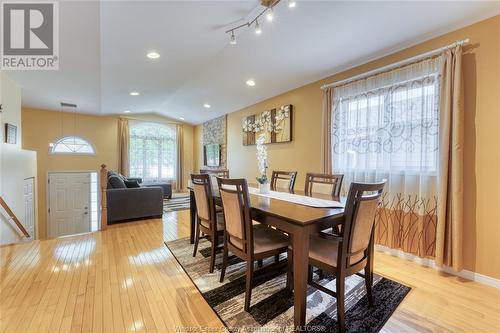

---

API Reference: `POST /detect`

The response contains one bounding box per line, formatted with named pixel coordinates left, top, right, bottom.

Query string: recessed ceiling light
left=203, top=104, right=211, bottom=109
left=124, top=110, right=131, bottom=113
left=246, top=79, right=256, bottom=87
left=129, top=91, right=140, bottom=96
left=288, top=0, right=296, bottom=8
left=147, top=51, right=160, bottom=59
left=179, top=117, right=185, bottom=121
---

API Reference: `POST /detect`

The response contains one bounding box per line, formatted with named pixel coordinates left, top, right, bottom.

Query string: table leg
left=293, top=227, right=309, bottom=331
left=189, top=189, right=196, bottom=244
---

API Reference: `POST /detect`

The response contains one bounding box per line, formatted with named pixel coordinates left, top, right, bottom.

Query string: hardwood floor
left=1, top=211, right=499, bottom=332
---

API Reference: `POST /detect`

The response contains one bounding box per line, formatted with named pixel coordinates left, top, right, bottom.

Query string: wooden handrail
left=0, top=196, right=30, bottom=238
left=100, top=164, right=108, bottom=230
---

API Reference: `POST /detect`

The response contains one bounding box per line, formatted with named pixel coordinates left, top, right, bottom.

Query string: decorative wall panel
left=202, top=115, right=227, bottom=169
left=242, top=104, right=292, bottom=145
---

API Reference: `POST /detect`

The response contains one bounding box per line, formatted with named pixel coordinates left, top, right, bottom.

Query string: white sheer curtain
left=332, top=57, right=442, bottom=257
left=129, top=121, right=177, bottom=183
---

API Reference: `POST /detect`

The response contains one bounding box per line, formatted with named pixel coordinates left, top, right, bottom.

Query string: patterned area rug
left=163, top=196, right=190, bottom=212
left=165, top=237, right=411, bottom=333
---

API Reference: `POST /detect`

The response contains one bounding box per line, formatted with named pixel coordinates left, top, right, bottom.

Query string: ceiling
left=7, top=1, right=500, bottom=124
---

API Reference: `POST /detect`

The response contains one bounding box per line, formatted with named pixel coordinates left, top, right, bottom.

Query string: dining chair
left=200, top=169, right=230, bottom=178
left=287, top=180, right=385, bottom=333
left=270, top=170, right=298, bottom=192
left=191, top=173, right=225, bottom=273
left=304, top=172, right=344, bottom=198
left=216, top=177, right=290, bottom=311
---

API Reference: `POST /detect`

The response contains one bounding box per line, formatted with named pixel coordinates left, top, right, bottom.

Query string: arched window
left=50, top=136, right=96, bottom=155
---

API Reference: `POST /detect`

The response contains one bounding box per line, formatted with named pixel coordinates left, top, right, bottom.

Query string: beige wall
left=195, top=15, right=500, bottom=279
left=22, top=108, right=195, bottom=239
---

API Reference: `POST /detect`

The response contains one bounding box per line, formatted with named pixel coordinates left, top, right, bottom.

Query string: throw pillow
left=109, top=175, right=126, bottom=189
left=124, top=180, right=140, bottom=188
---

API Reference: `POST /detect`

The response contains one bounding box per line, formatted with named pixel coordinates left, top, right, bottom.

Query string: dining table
left=188, top=185, right=345, bottom=331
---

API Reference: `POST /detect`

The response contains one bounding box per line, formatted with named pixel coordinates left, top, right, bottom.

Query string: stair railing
left=0, top=196, right=30, bottom=238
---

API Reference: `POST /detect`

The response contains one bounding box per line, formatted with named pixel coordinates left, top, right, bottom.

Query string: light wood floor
left=1, top=211, right=499, bottom=332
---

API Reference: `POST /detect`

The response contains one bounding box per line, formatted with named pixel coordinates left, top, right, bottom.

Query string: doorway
left=47, top=172, right=99, bottom=238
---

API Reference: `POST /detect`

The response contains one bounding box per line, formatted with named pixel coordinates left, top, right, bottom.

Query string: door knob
left=84, top=206, right=88, bottom=210
left=84, top=212, right=88, bottom=215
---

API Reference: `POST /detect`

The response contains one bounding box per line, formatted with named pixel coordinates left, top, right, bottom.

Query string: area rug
left=163, top=196, right=190, bottom=212
left=165, top=237, right=411, bottom=333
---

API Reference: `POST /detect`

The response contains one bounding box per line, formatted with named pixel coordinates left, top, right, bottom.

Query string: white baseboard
left=375, top=245, right=500, bottom=289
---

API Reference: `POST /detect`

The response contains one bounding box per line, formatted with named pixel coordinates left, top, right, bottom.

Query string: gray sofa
left=106, top=171, right=164, bottom=224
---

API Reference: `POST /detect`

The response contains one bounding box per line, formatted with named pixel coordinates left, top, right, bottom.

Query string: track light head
left=255, top=20, right=262, bottom=35
left=230, top=31, right=236, bottom=45
left=266, top=7, right=274, bottom=21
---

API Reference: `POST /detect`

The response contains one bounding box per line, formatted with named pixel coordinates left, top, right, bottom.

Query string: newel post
left=100, top=164, right=108, bottom=230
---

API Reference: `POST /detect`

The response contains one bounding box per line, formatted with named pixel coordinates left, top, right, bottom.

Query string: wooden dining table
left=188, top=185, right=345, bottom=330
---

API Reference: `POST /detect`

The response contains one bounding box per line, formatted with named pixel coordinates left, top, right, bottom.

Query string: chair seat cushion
left=253, top=224, right=289, bottom=254
left=309, top=234, right=339, bottom=267
left=308, top=234, right=364, bottom=268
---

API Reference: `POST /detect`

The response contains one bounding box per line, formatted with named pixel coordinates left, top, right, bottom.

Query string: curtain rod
left=321, top=38, right=469, bottom=90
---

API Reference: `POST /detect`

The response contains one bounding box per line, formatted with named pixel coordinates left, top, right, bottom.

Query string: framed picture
left=242, top=104, right=293, bottom=145
left=204, top=144, right=221, bottom=167
left=5, top=123, right=17, bottom=144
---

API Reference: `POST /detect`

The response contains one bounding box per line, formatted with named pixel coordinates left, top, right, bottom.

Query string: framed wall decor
left=5, top=123, right=17, bottom=144
left=242, top=104, right=293, bottom=145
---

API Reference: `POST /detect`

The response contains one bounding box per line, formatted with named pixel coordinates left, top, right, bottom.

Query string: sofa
left=106, top=171, right=168, bottom=223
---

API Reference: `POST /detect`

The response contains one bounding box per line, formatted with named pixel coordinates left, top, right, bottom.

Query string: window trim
left=49, top=136, right=97, bottom=156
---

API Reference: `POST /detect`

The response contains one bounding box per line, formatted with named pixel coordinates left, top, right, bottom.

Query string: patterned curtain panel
left=332, top=57, right=442, bottom=258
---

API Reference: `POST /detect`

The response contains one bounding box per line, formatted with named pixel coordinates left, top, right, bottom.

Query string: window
left=332, top=59, right=440, bottom=175
left=50, top=136, right=96, bottom=155
left=129, top=121, right=177, bottom=182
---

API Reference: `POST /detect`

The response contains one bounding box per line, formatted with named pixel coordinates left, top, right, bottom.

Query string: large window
left=332, top=60, right=440, bottom=175
left=129, top=121, right=177, bottom=182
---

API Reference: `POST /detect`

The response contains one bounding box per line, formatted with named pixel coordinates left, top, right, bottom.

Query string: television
left=204, top=144, right=221, bottom=167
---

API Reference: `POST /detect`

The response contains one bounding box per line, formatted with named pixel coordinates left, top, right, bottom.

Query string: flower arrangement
left=255, top=134, right=268, bottom=185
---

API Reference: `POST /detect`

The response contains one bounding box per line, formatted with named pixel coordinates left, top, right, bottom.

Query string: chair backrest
left=216, top=177, right=253, bottom=255
left=200, top=169, right=230, bottom=178
left=340, top=181, right=385, bottom=268
left=304, top=173, right=344, bottom=198
left=270, top=170, right=298, bottom=192
left=191, top=174, right=216, bottom=228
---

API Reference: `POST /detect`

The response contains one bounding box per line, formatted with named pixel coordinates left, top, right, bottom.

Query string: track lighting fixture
left=230, top=31, right=237, bottom=45
left=266, top=7, right=274, bottom=21
left=255, top=19, right=262, bottom=35
left=225, top=0, right=296, bottom=44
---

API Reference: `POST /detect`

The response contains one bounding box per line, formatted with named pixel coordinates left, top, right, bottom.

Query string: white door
left=23, top=177, right=35, bottom=239
left=48, top=172, right=91, bottom=238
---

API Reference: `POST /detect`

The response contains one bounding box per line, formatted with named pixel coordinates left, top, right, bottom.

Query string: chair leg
left=209, top=234, right=217, bottom=273
left=220, top=238, right=228, bottom=283
left=364, top=265, right=374, bottom=307
left=286, top=248, right=293, bottom=291
left=274, top=254, right=280, bottom=263
left=244, top=259, right=254, bottom=311
left=336, top=275, right=346, bottom=333
left=192, top=220, right=200, bottom=257
left=257, top=259, right=263, bottom=268
left=308, top=265, right=313, bottom=283
left=318, top=269, right=324, bottom=280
